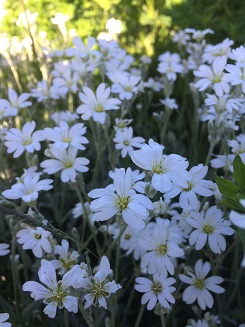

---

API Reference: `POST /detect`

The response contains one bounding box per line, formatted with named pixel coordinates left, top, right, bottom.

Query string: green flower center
left=46, top=282, right=69, bottom=307
left=194, top=279, right=205, bottom=289
left=158, top=244, right=168, bottom=255
left=203, top=225, right=214, bottom=234
left=95, top=104, right=104, bottom=112
left=35, top=234, right=42, bottom=239
left=123, top=140, right=130, bottom=146
left=63, top=137, right=71, bottom=143
left=23, top=138, right=32, bottom=146
left=86, top=278, right=109, bottom=303
left=64, top=160, right=73, bottom=168
left=124, top=86, right=132, bottom=92
left=124, top=233, right=131, bottom=240
left=212, top=75, right=222, bottom=83
left=60, top=257, right=77, bottom=271
left=183, top=182, right=192, bottom=191
left=152, top=163, right=164, bottom=174
left=117, top=197, right=129, bottom=211
left=151, top=282, right=162, bottom=294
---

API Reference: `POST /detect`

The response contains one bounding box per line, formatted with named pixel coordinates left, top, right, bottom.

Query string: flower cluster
left=1, top=25, right=244, bottom=327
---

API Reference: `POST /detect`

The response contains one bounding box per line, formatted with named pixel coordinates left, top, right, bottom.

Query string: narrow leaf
left=238, top=228, right=245, bottom=251
left=233, top=155, right=245, bottom=189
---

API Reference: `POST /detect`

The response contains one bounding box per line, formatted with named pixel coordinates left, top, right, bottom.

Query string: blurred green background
left=1, top=0, right=245, bottom=58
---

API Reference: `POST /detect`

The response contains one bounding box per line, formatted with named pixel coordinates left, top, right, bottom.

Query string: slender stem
left=160, top=310, right=166, bottom=327
left=204, top=142, right=215, bottom=166
left=11, top=233, right=24, bottom=326
left=64, top=310, right=69, bottom=327
left=75, top=185, right=101, bottom=256
left=78, top=304, right=94, bottom=327
left=160, top=108, right=172, bottom=145
left=104, top=224, right=127, bottom=257
left=103, top=125, right=116, bottom=169
left=134, top=304, right=145, bottom=327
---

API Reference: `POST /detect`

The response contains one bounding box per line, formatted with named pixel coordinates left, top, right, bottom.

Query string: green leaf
left=238, top=228, right=245, bottom=251
left=221, top=198, right=243, bottom=211
left=233, top=155, right=245, bottom=190
left=215, top=174, right=239, bottom=197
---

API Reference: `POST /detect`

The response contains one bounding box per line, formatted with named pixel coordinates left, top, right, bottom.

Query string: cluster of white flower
left=1, top=27, right=245, bottom=326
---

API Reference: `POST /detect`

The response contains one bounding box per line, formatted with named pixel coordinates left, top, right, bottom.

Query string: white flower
left=157, top=52, right=184, bottom=81
left=51, top=110, right=79, bottom=125
left=89, top=168, right=153, bottom=230
left=210, top=154, right=234, bottom=172
left=44, top=121, right=88, bottom=151
left=2, top=173, right=53, bottom=203
left=17, top=226, right=52, bottom=258
left=41, top=146, right=89, bottom=183
left=109, top=71, right=141, bottom=100
left=52, top=240, right=79, bottom=274
left=113, top=126, right=145, bottom=158
left=66, top=36, right=100, bottom=59
left=225, top=64, right=245, bottom=93
left=139, top=223, right=184, bottom=275
left=164, top=164, right=214, bottom=210
left=109, top=168, right=146, bottom=193
left=23, top=259, right=78, bottom=318
left=76, top=256, right=121, bottom=309
left=4, top=121, right=44, bottom=158
left=229, top=199, right=245, bottom=229
left=179, top=259, right=225, bottom=310
left=106, top=18, right=123, bottom=35
left=0, top=313, right=11, bottom=327
left=120, top=226, right=146, bottom=260
left=4, top=88, right=31, bottom=112
left=187, top=205, right=234, bottom=254
left=0, top=243, right=10, bottom=256
left=202, top=38, right=234, bottom=63
left=77, top=83, right=121, bottom=124
left=160, top=97, right=178, bottom=110
left=194, top=56, right=230, bottom=96
left=135, top=273, right=176, bottom=310
left=31, top=80, right=62, bottom=102
left=72, top=201, right=93, bottom=221
left=52, top=67, right=79, bottom=94
left=131, top=139, right=191, bottom=193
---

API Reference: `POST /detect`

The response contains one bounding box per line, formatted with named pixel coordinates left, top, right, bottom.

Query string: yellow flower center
left=46, top=282, right=69, bottom=307
left=63, top=137, right=71, bottom=143
left=124, top=233, right=131, bottom=240
left=117, top=197, right=129, bottom=211
left=23, top=139, right=32, bottom=146
left=152, top=163, right=164, bottom=174
left=158, top=244, right=168, bottom=255
left=151, top=282, right=162, bottom=294
left=194, top=279, right=205, bottom=289
left=203, top=225, right=214, bottom=234
left=35, top=234, right=42, bottom=239
left=64, top=161, right=73, bottom=168
left=123, top=140, right=130, bottom=146
left=183, top=182, right=192, bottom=191
left=95, top=104, right=104, bottom=112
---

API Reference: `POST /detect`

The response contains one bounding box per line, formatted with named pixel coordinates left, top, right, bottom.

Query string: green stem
left=78, top=304, right=94, bottom=327
left=104, top=224, right=127, bottom=257
left=204, top=142, right=215, bottom=166
left=160, top=108, right=172, bottom=145
left=64, top=310, right=69, bottom=327
left=11, top=233, right=24, bottom=326
left=75, top=185, right=101, bottom=256
left=134, top=304, right=145, bottom=327
left=160, top=310, right=166, bottom=327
